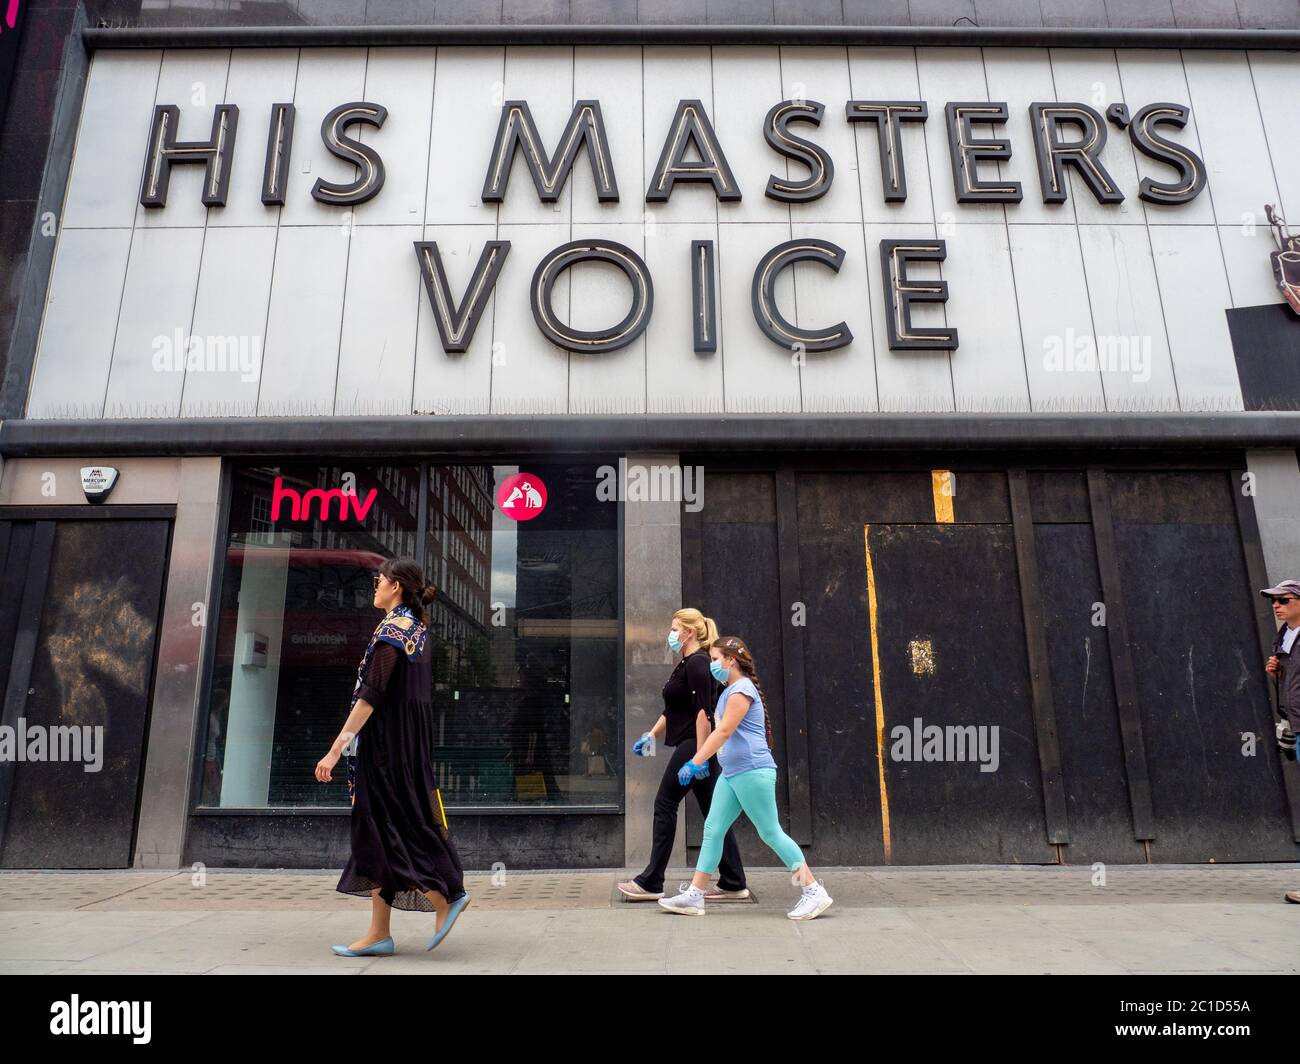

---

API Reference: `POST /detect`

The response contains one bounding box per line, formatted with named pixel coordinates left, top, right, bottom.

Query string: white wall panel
left=1246, top=51, right=1300, bottom=224
left=63, top=50, right=163, bottom=230
left=1114, top=49, right=1215, bottom=226
left=777, top=48, right=861, bottom=225
left=412, top=223, right=499, bottom=416
left=1182, top=51, right=1281, bottom=229
left=335, top=224, right=422, bottom=415
left=279, top=48, right=368, bottom=226
left=1149, top=225, right=1243, bottom=411
left=255, top=225, right=350, bottom=415
left=792, top=222, right=877, bottom=412
left=864, top=222, right=954, bottom=412
left=351, top=48, right=435, bottom=226
left=103, top=226, right=205, bottom=417
left=27, top=228, right=134, bottom=418
left=1007, top=223, right=1106, bottom=411
left=846, top=48, right=933, bottom=227
left=1048, top=50, right=1146, bottom=227
left=644, top=222, right=726, bottom=413
left=718, top=222, right=801, bottom=411
left=425, top=47, right=504, bottom=226
left=180, top=225, right=277, bottom=417
left=568, top=223, right=648, bottom=414
left=944, top=222, right=1031, bottom=411
left=1078, top=223, right=1179, bottom=410
left=137, top=49, right=232, bottom=230
left=642, top=46, right=718, bottom=226
left=209, top=49, right=298, bottom=229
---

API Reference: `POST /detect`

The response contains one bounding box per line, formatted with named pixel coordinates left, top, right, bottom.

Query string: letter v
left=413, top=239, right=511, bottom=353
left=350, top=487, right=378, bottom=520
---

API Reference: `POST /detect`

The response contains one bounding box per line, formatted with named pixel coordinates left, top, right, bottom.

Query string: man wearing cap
left=1261, top=580, right=1300, bottom=903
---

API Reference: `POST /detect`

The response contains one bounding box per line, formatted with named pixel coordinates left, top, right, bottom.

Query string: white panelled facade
left=26, top=44, right=1299, bottom=420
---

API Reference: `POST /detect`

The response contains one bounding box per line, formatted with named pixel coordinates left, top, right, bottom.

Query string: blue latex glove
left=632, top=732, right=654, bottom=757
left=677, top=759, right=709, bottom=786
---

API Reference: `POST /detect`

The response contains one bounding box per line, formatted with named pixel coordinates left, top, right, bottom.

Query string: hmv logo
left=270, top=476, right=377, bottom=521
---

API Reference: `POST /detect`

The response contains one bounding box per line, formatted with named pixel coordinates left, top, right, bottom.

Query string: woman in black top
left=315, top=557, right=470, bottom=956
left=618, top=608, right=749, bottom=901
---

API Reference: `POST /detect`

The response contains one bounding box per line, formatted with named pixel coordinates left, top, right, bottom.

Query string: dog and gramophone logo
left=1268, top=204, right=1300, bottom=317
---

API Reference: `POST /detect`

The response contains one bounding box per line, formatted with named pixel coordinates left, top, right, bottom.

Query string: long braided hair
left=710, top=635, right=773, bottom=750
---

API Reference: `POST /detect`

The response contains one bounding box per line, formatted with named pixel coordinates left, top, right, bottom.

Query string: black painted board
left=1035, top=523, right=1146, bottom=864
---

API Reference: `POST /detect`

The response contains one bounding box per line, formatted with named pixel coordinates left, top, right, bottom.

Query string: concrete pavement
left=1, top=864, right=1297, bottom=975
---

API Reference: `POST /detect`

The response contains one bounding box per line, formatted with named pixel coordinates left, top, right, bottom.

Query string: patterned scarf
left=344, top=603, right=430, bottom=797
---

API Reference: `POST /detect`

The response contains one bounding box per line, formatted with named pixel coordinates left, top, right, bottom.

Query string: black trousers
left=634, top=739, right=747, bottom=893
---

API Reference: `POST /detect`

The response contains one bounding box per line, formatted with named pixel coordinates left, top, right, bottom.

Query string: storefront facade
left=2, top=18, right=1299, bottom=871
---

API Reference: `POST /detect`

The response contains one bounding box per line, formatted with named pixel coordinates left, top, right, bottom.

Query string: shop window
left=200, top=460, right=620, bottom=810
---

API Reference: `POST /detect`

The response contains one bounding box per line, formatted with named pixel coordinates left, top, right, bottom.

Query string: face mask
left=667, top=630, right=681, bottom=652
left=710, top=659, right=730, bottom=684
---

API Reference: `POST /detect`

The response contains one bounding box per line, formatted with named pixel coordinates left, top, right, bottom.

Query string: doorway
left=0, top=512, right=172, bottom=867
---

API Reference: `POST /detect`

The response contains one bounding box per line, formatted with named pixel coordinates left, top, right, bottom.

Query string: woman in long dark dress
left=314, top=557, right=470, bottom=956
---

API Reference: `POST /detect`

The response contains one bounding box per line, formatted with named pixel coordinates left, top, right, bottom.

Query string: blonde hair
left=672, top=608, right=718, bottom=650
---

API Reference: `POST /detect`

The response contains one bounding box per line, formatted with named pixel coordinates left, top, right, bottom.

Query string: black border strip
left=3, top=413, right=1300, bottom=457
left=1008, top=467, right=1070, bottom=848
left=1087, top=466, right=1156, bottom=844
left=80, top=25, right=1300, bottom=51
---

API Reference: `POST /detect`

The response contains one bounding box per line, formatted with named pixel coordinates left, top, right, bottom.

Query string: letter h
left=140, top=104, right=240, bottom=208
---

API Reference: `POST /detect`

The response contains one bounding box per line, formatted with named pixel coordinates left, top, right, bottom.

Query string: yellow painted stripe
left=435, top=788, right=448, bottom=830
left=931, top=469, right=954, bottom=523
left=864, top=524, right=893, bottom=864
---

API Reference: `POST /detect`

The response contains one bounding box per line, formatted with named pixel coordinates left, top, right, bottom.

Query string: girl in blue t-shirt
left=659, top=635, right=833, bottom=921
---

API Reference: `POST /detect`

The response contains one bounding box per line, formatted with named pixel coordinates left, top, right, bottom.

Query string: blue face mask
left=710, top=659, right=730, bottom=684
left=667, top=630, right=681, bottom=652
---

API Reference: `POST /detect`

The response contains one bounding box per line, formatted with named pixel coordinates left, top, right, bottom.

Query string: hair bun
left=420, top=583, right=438, bottom=606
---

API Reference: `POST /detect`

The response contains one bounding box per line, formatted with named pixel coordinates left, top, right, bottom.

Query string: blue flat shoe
left=331, top=936, right=395, bottom=957
left=426, top=894, right=471, bottom=951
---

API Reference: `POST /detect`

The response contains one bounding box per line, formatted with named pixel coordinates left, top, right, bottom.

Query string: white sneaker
left=787, top=880, right=833, bottom=920
left=658, top=886, right=706, bottom=916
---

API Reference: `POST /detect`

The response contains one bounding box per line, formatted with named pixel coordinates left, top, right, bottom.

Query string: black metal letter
left=414, top=240, right=511, bottom=354
left=261, top=102, right=295, bottom=206
left=530, top=240, right=654, bottom=354
left=764, top=100, right=834, bottom=203
left=139, top=104, right=239, bottom=208
left=751, top=239, right=853, bottom=352
left=312, top=101, right=387, bottom=207
left=1029, top=102, right=1124, bottom=205
left=481, top=100, right=619, bottom=203
left=646, top=99, right=741, bottom=202
left=943, top=102, right=1022, bottom=203
left=879, top=239, right=957, bottom=351
left=846, top=100, right=928, bottom=203
left=1128, top=102, right=1206, bottom=206
left=691, top=239, right=717, bottom=354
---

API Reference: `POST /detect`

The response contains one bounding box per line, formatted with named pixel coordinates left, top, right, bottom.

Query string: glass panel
left=202, top=464, right=420, bottom=808
left=427, top=463, right=620, bottom=807
left=201, top=460, right=621, bottom=809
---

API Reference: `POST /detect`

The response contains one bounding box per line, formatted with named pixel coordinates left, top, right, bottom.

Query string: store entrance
left=0, top=515, right=172, bottom=868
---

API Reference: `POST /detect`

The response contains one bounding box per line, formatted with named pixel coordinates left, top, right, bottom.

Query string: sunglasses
left=1273, top=596, right=1294, bottom=605
left=372, top=572, right=386, bottom=588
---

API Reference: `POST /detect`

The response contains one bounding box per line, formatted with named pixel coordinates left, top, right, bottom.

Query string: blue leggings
left=697, top=767, right=806, bottom=874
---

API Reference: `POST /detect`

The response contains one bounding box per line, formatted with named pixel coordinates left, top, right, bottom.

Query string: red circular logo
left=497, top=472, right=547, bottom=521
